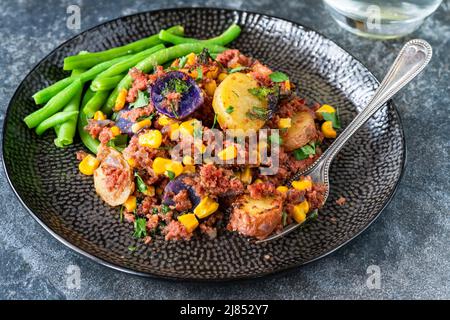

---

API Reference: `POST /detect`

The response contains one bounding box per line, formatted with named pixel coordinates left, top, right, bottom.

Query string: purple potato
left=114, top=104, right=134, bottom=136
left=150, top=71, right=204, bottom=119
left=162, top=174, right=201, bottom=208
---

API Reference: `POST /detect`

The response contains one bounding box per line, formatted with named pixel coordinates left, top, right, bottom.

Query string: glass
left=323, top=0, right=443, bottom=39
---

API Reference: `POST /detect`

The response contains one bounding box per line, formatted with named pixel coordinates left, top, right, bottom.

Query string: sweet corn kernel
left=165, top=161, right=184, bottom=178
left=186, top=53, right=196, bottom=66
left=183, top=165, right=196, bottom=174
left=124, top=196, right=137, bottom=212
left=240, top=167, right=252, bottom=184
left=110, top=126, right=121, bottom=136
left=138, top=130, right=162, bottom=149
left=278, top=118, right=292, bottom=129
left=292, top=179, right=313, bottom=191
left=169, top=123, right=180, bottom=140
left=182, top=155, right=194, bottom=165
left=177, top=213, right=198, bottom=233
left=131, top=118, right=152, bottom=133
left=206, top=66, right=220, bottom=79
left=276, top=186, right=289, bottom=194
left=179, top=119, right=199, bottom=137
left=321, top=121, right=337, bottom=138
left=127, top=158, right=136, bottom=167
left=292, top=201, right=309, bottom=223
left=93, top=111, right=106, bottom=121
left=144, top=185, right=155, bottom=197
left=194, top=197, right=219, bottom=219
left=284, top=80, right=291, bottom=91
left=204, top=80, right=217, bottom=97
left=217, top=145, right=237, bottom=161
left=217, top=72, right=228, bottom=82
left=253, top=179, right=263, bottom=184
left=189, top=69, right=198, bottom=79
left=79, top=154, right=99, bottom=175
left=316, top=104, right=336, bottom=119
left=152, top=157, right=172, bottom=175
left=114, top=89, right=127, bottom=111
left=158, top=115, right=172, bottom=126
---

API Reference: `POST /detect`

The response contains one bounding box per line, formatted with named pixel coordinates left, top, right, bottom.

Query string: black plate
left=2, top=7, right=405, bottom=280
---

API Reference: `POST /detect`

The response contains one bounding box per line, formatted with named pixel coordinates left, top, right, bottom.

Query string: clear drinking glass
left=323, top=0, right=443, bottom=39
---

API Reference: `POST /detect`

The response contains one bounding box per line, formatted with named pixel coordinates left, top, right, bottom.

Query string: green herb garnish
left=162, top=78, right=190, bottom=96
left=128, top=246, right=137, bottom=252
left=269, top=133, right=282, bottom=145
left=152, top=207, right=159, bottom=215
left=211, top=113, right=218, bottom=129
left=119, top=206, right=124, bottom=223
left=282, top=211, right=288, bottom=226
left=229, top=66, right=251, bottom=74
left=130, top=90, right=149, bottom=109
left=196, top=67, right=203, bottom=81
left=178, top=55, right=188, bottom=68
left=133, top=218, right=147, bottom=239
left=166, top=170, right=175, bottom=180
left=269, top=71, right=289, bottom=83
left=293, top=142, right=317, bottom=160
left=134, top=172, right=148, bottom=193
left=107, top=134, right=128, bottom=152
left=245, top=106, right=269, bottom=121
left=248, top=86, right=275, bottom=100
left=161, top=204, right=170, bottom=214
left=225, top=106, right=234, bottom=114
left=322, top=112, right=341, bottom=129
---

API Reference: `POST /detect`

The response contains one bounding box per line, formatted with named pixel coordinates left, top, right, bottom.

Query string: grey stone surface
left=0, top=0, right=449, bottom=300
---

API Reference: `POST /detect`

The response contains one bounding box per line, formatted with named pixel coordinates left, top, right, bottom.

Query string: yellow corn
left=321, top=121, right=337, bottom=138
left=194, top=197, right=219, bottom=219
left=79, top=154, right=100, bottom=175
left=276, top=186, right=289, bottom=194
left=124, top=196, right=137, bottom=212
left=182, top=155, right=194, bottom=165
left=152, top=157, right=172, bottom=175
left=158, top=115, right=172, bottom=126
left=292, top=200, right=310, bottom=223
left=204, top=80, right=217, bottom=97
left=179, top=119, right=199, bottom=137
left=217, top=145, right=237, bottom=161
left=253, top=179, right=263, bottom=184
left=292, top=178, right=313, bottom=191
left=114, top=88, right=127, bottom=111
left=127, top=157, right=136, bottom=167
left=183, top=165, right=196, bottom=174
left=206, top=66, right=220, bottom=79
left=138, top=130, right=162, bottom=149
left=217, top=72, right=228, bottom=82
left=169, top=123, right=180, bottom=141
left=177, top=213, right=199, bottom=233
left=240, top=167, right=252, bottom=184
left=316, top=104, right=336, bottom=119
left=186, top=53, right=196, bottom=66
left=284, top=80, right=291, bottom=91
left=110, top=125, right=121, bottom=136
left=278, top=118, right=292, bottom=129
left=93, top=111, right=106, bottom=121
left=131, top=118, right=151, bottom=133
left=189, top=69, right=198, bottom=79
left=144, top=185, right=155, bottom=197
left=165, top=161, right=184, bottom=178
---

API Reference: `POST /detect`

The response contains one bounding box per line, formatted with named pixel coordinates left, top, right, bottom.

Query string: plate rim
left=1, top=6, right=407, bottom=281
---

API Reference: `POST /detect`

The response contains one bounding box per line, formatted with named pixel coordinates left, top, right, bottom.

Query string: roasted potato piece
left=94, top=147, right=134, bottom=206
left=212, top=72, right=268, bottom=131
left=282, top=111, right=317, bottom=151
left=228, top=194, right=283, bottom=239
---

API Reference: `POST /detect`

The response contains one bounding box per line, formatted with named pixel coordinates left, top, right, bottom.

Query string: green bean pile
left=23, top=24, right=241, bottom=153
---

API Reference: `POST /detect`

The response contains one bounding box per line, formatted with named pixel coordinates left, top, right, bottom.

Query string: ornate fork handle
left=307, top=39, right=432, bottom=179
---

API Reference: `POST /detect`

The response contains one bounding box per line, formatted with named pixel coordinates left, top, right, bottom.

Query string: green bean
left=102, top=43, right=227, bottom=114
left=81, top=87, right=96, bottom=107
left=158, top=24, right=241, bottom=46
left=63, top=25, right=184, bottom=70
left=24, top=79, right=82, bottom=129
left=90, top=74, right=125, bottom=91
left=91, top=44, right=165, bottom=89
left=54, top=69, right=84, bottom=147
left=83, top=90, right=110, bottom=118
left=33, top=55, right=130, bottom=105
left=35, top=111, right=78, bottom=135
left=78, top=109, right=100, bottom=154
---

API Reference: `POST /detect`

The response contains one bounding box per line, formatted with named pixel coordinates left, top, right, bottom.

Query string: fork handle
left=319, top=39, right=432, bottom=168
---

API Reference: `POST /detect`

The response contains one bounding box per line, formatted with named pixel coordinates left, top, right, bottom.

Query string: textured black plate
left=2, top=7, right=405, bottom=280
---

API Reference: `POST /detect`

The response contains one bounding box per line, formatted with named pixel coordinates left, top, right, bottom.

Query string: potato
left=212, top=72, right=268, bottom=131
left=228, top=194, right=283, bottom=239
left=282, top=111, right=317, bottom=151
left=94, top=148, right=134, bottom=206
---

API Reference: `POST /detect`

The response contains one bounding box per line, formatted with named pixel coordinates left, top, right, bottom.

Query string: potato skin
left=282, top=111, right=317, bottom=151
left=94, top=148, right=134, bottom=206
left=228, top=194, right=283, bottom=239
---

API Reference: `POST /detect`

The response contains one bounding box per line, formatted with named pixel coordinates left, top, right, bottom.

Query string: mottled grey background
left=0, top=0, right=449, bottom=300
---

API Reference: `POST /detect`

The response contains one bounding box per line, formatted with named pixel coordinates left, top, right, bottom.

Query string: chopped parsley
left=293, top=142, right=317, bottom=160
left=211, top=113, right=218, bottom=129
left=245, top=106, right=269, bottom=121
left=161, top=204, right=170, bottom=214
left=136, top=113, right=155, bottom=122
left=178, top=55, right=188, bottom=68
left=166, top=170, right=175, bottom=180
left=269, top=133, right=283, bottom=145
left=162, top=78, right=190, bottom=96
left=229, top=66, right=251, bottom=74
left=128, top=246, right=137, bottom=252
left=248, top=86, right=275, bottom=100
left=119, top=206, right=124, bottom=223
left=152, top=207, right=159, bottom=214
left=309, top=210, right=319, bottom=220
left=130, top=90, right=149, bottom=109
left=134, top=172, right=148, bottom=194
left=322, top=112, right=341, bottom=129
left=225, top=106, right=234, bottom=114
left=193, top=125, right=202, bottom=139
left=133, top=218, right=147, bottom=239
left=282, top=211, right=288, bottom=226
left=269, top=71, right=289, bottom=83
left=196, top=67, right=203, bottom=81
left=107, top=134, right=128, bottom=152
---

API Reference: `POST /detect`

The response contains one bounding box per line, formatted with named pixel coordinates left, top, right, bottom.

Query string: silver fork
left=257, top=39, right=432, bottom=244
